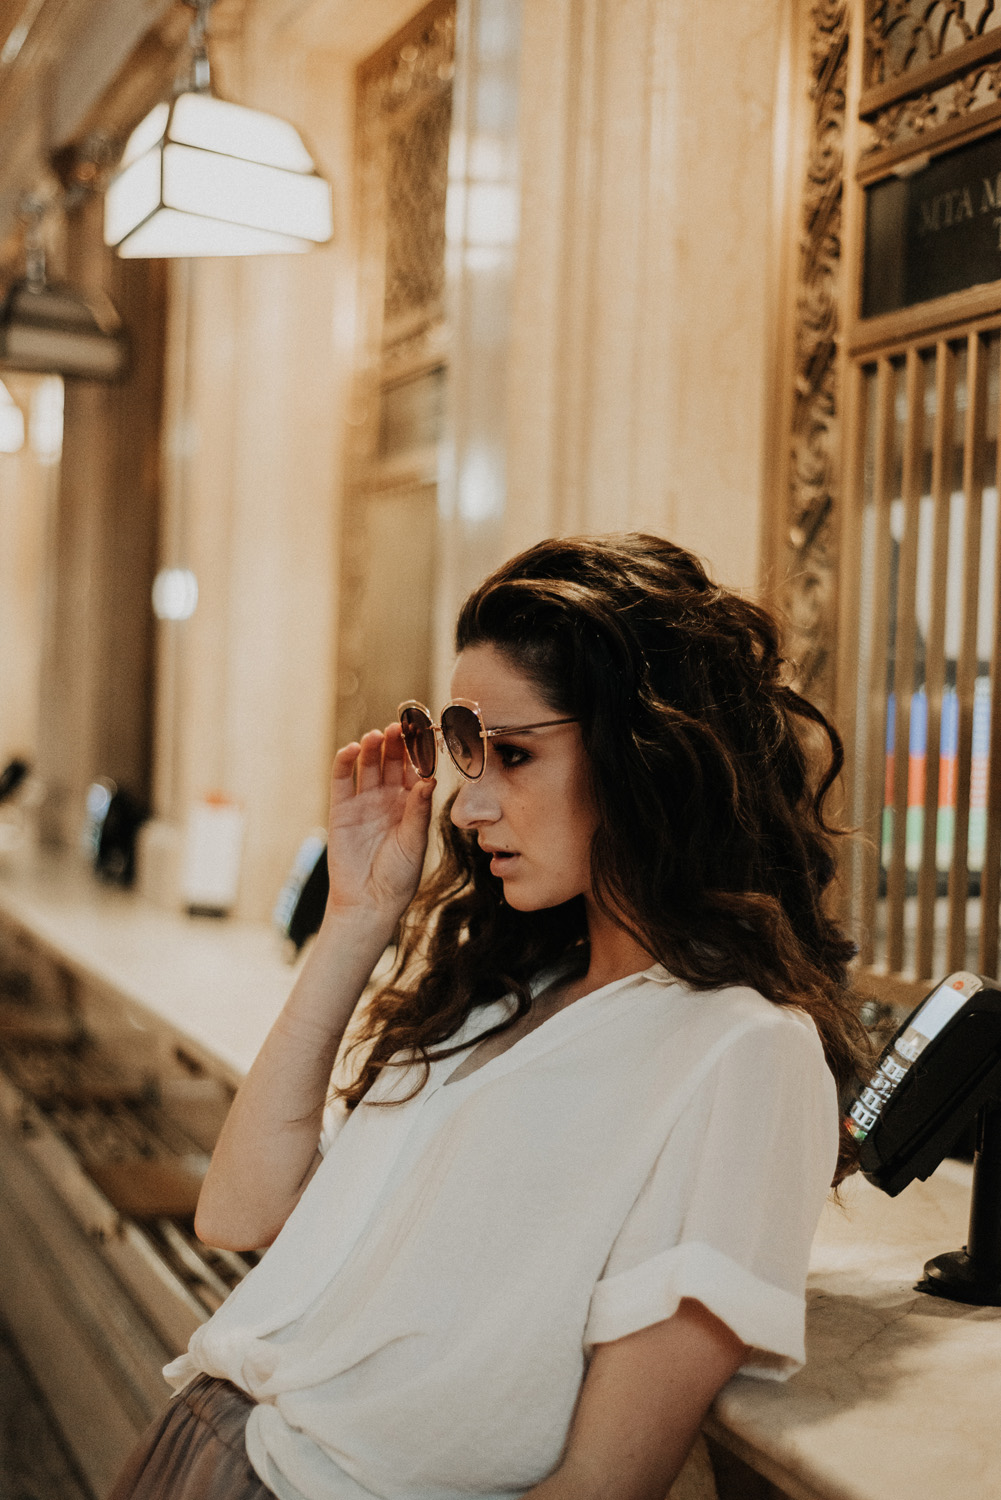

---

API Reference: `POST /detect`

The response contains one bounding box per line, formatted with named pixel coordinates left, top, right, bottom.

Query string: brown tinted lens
left=440, top=704, right=484, bottom=779
left=400, top=706, right=436, bottom=778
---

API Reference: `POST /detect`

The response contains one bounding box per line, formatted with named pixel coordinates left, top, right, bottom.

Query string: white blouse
left=164, top=966, right=838, bottom=1500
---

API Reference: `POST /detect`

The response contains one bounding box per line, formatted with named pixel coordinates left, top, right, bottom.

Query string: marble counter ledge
left=709, top=1162, right=1001, bottom=1500
left=0, top=846, right=303, bottom=1083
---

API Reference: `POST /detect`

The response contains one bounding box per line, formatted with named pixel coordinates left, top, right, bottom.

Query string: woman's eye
left=495, top=742, right=530, bottom=768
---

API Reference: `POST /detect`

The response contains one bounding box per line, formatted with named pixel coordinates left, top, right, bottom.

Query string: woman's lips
left=487, top=850, right=519, bottom=875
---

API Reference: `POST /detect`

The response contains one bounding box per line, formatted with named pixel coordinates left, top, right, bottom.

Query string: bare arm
left=194, top=724, right=434, bottom=1251
left=524, top=1301, right=746, bottom=1500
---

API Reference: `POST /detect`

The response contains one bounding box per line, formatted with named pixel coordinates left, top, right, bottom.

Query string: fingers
left=330, top=725, right=432, bottom=798
left=392, top=721, right=422, bottom=791
left=398, top=774, right=436, bottom=858
left=355, top=730, right=385, bottom=793
left=330, top=742, right=361, bottom=802
left=381, top=722, right=408, bottom=788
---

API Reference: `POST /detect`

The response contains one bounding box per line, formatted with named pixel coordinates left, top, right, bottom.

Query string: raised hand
left=197, top=723, right=435, bottom=1251
left=325, top=722, right=435, bottom=926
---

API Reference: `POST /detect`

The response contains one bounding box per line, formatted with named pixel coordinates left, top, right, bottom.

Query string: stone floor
left=0, top=1318, right=92, bottom=1500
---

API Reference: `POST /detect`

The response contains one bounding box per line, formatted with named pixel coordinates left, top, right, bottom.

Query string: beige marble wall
left=504, top=0, right=790, bottom=594
left=73, top=0, right=796, bottom=927
left=154, top=0, right=795, bottom=918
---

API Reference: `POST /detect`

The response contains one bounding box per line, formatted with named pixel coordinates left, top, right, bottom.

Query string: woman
left=112, top=533, right=868, bottom=1500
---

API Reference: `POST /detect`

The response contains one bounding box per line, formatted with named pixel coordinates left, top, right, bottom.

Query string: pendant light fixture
left=104, top=0, right=333, bottom=258
left=0, top=199, right=127, bottom=382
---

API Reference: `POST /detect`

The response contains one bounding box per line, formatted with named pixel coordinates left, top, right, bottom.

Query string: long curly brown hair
left=337, top=533, right=870, bottom=1182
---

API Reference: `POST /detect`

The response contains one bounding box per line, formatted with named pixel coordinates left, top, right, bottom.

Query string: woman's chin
left=500, top=884, right=575, bottom=913
left=498, top=880, right=540, bottom=912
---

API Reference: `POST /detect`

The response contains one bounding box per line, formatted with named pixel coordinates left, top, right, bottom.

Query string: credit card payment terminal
left=845, top=971, right=1001, bottom=1304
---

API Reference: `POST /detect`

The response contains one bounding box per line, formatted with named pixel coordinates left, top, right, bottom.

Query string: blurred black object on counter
left=0, top=759, right=29, bottom=805
left=83, top=778, right=146, bottom=885
left=273, top=833, right=329, bottom=958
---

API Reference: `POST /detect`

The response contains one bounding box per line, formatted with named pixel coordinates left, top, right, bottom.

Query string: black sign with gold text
left=863, top=132, right=1001, bottom=317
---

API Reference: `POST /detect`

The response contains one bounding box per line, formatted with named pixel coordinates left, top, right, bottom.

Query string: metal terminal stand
left=918, top=1096, right=1001, bottom=1306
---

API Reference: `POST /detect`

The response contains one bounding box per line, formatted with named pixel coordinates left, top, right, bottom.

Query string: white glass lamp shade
left=105, top=92, right=333, bottom=257
left=0, top=282, right=127, bottom=380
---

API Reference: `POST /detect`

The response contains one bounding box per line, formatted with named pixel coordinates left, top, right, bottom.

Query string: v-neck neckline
left=438, top=964, right=672, bottom=1092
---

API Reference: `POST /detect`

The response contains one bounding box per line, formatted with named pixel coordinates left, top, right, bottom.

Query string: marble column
left=433, top=0, right=523, bottom=706
left=504, top=0, right=791, bottom=592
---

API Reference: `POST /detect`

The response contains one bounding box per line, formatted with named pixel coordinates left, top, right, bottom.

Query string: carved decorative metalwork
left=782, top=0, right=848, bottom=708
left=357, top=4, right=455, bottom=348
left=384, top=87, right=452, bottom=328
left=864, top=56, right=1001, bottom=152
left=867, top=1, right=1001, bottom=85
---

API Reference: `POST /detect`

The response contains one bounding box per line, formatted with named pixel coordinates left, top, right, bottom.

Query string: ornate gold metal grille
left=860, top=2, right=1001, bottom=158
left=357, top=3, right=455, bottom=352
left=384, top=87, right=452, bottom=328
left=864, top=51, right=1001, bottom=154
left=867, top=1, right=1001, bottom=87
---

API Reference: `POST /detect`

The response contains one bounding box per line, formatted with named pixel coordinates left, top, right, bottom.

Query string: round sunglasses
left=398, top=699, right=577, bottom=781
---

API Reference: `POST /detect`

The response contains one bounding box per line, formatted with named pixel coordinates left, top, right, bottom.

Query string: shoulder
left=640, top=966, right=824, bottom=1042
left=627, top=970, right=832, bottom=1092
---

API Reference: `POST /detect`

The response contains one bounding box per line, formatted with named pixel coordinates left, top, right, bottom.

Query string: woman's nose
left=450, top=774, right=500, bottom=829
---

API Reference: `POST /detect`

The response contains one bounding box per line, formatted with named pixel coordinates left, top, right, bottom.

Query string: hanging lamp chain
left=182, top=0, right=217, bottom=93
left=19, top=193, right=47, bottom=291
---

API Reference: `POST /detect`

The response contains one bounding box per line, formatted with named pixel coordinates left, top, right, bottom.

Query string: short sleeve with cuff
left=586, top=1007, right=836, bottom=1376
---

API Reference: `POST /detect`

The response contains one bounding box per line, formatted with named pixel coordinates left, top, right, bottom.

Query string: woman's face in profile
left=449, top=643, right=598, bottom=911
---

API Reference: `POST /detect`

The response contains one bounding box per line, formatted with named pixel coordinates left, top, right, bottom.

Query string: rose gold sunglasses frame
left=397, top=697, right=578, bottom=781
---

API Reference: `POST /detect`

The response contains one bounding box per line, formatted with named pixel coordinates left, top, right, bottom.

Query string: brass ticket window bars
left=847, top=328, right=1001, bottom=983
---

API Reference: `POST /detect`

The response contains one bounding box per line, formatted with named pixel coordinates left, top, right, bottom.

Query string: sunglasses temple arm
left=482, top=717, right=577, bottom=738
